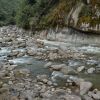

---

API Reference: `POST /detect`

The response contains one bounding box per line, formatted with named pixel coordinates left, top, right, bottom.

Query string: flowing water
left=0, top=41, right=100, bottom=89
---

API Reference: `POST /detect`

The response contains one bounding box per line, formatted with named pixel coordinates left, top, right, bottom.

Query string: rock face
left=44, top=28, right=100, bottom=44
left=36, top=0, right=100, bottom=33
left=66, top=0, right=100, bottom=32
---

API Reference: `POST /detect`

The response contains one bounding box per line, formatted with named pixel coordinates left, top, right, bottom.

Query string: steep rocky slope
left=41, top=0, right=100, bottom=32
left=0, top=0, right=100, bottom=33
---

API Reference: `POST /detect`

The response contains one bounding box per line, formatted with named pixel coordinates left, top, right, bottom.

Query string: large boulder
left=87, top=67, right=95, bottom=74
left=80, top=81, right=93, bottom=95
left=88, top=90, right=100, bottom=100
left=61, top=65, right=77, bottom=75
left=50, top=64, right=77, bottom=75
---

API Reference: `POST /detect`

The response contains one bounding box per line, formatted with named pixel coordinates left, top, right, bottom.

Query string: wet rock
left=16, top=83, right=25, bottom=89
left=36, top=40, right=44, bottom=48
left=77, top=66, right=85, bottom=72
left=51, top=71, right=68, bottom=83
left=0, top=81, right=3, bottom=88
left=14, top=69, right=30, bottom=77
left=60, top=65, right=77, bottom=75
left=6, top=65, right=16, bottom=71
left=37, top=75, right=48, bottom=84
left=18, top=42, right=26, bottom=48
left=87, top=60, right=98, bottom=66
left=69, top=76, right=84, bottom=86
left=47, top=81, right=53, bottom=86
left=11, top=96, right=19, bottom=100
left=42, top=79, right=48, bottom=84
left=50, top=89, right=82, bottom=100
left=83, top=95, right=93, bottom=100
left=0, top=87, right=8, bottom=94
left=87, top=67, right=95, bottom=74
left=64, top=94, right=81, bottom=100
left=40, top=85, right=47, bottom=93
left=0, top=38, right=3, bottom=43
left=48, top=52, right=58, bottom=60
left=44, top=62, right=53, bottom=68
left=23, top=90, right=34, bottom=100
left=4, top=37, right=12, bottom=42
left=42, top=90, right=53, bottom=98
left=54, top=89, right=66, bottom=95
left=2, top=83, right=9, bottom=88
left=80, top=81, right=93, bottom=95
left=12, top=50, right=19, bottom=56
left=27, top=49, right=36, bottom=56
left=8, top=81, right=13, bottom=85
left=17, top=52, right=25, bottom=57
left=0, top=71, right=6, bottom=78
left=49, top=64, right=77, bottom=75
left=50, top=64, right=63, bottom=71
left=88, top=90, right=100, bottom=100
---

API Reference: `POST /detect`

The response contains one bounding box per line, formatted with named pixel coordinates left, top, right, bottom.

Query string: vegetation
left=0, top=0, right=100, bottom=31
left=15, top=0, right=81, bottom=30
left=0, top=0, right=19, bottom=26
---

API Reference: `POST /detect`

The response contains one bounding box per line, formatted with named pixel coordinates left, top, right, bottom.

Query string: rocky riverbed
left=0, top=25, right=100, bottom=100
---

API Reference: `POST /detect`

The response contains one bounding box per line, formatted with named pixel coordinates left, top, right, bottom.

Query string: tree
left=0, top=0, right=19, bottom=26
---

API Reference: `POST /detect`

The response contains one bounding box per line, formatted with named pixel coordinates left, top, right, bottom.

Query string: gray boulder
left=80, top=81, right=93, bottom=95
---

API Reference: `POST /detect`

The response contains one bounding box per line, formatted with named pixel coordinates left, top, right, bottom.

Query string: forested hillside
left=16, top=0, right=100, bottom=32
left=0, top=0, right=19, bottom=26
left=0, top=0, right=100, bottom=32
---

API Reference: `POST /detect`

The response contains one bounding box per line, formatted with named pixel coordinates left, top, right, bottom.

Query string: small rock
left=47, top=81, right=52, bottom=86
left=11, top=96, right=19, bottom=100
left=77, top=66, right=85, bottom=72
left=50, top=64, right=63, bottom=71
left=44, top=62, right=52, bottom=68
left=8, top=81, right=13, bottom=85
left=42, top=79, right=48, bottom=84
left=0, top=81, right=3, bottom=88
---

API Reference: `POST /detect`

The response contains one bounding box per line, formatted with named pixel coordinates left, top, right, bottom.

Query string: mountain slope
left=15, top=0, right=100, bottom=32
left=0, top=0, right=19, bottom=26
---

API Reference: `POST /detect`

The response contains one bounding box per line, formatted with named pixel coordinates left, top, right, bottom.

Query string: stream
left=0, top=41, right=100, bottom=89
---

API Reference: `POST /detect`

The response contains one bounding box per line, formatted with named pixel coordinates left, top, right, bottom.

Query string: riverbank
left=0, top=25, right=100, bottom=100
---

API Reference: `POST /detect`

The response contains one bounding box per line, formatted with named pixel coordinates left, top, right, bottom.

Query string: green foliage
left=15, top=0, right=32, bottom=29
left=16, top=0, right=79, bottom=29
left=79, top=5, right=92, bottom=17
left=0, top=0, right=19, bottom=26
left=0, top=0, right=100, bottom=30
left=15, top=0, right=61, bottom=29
